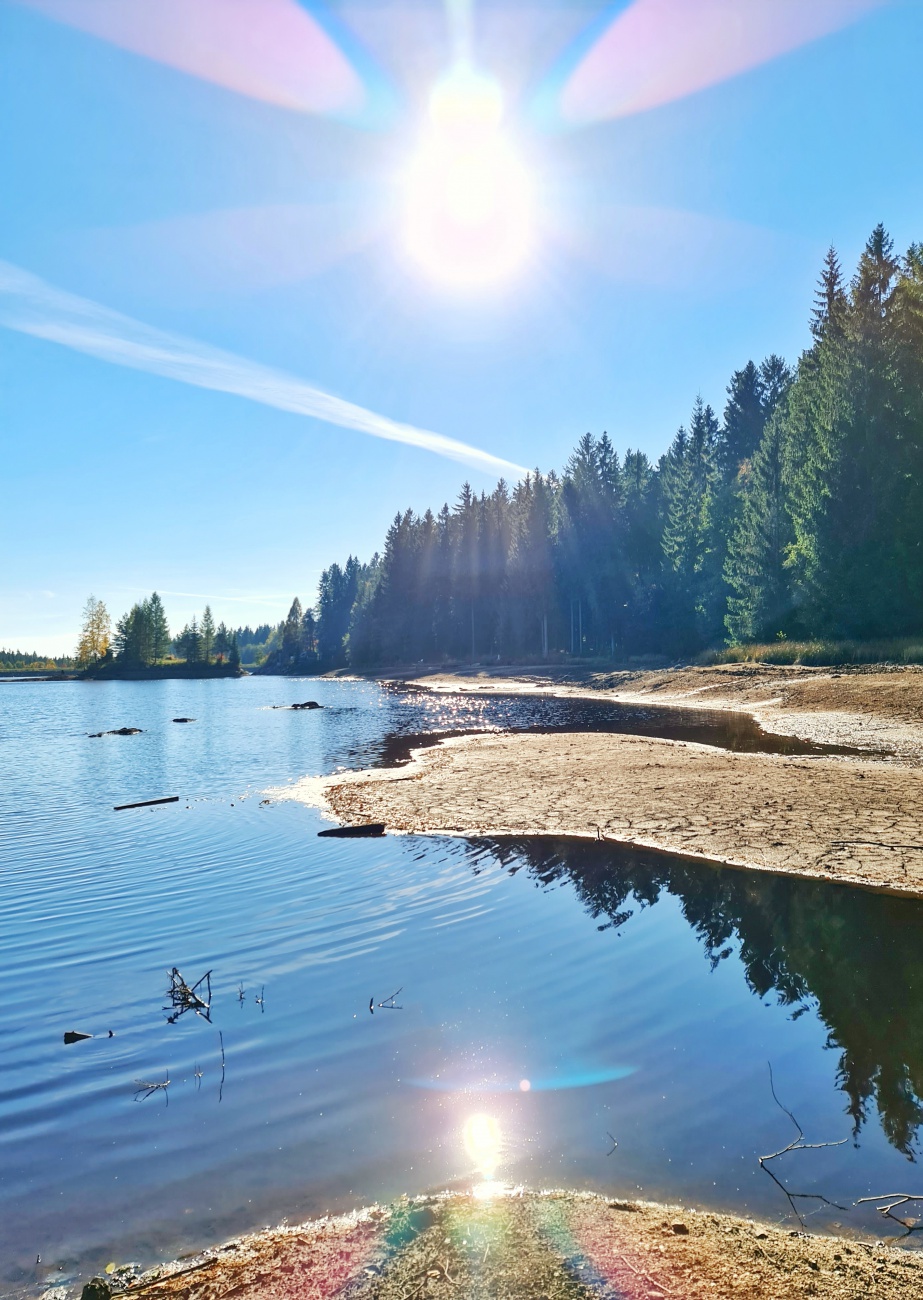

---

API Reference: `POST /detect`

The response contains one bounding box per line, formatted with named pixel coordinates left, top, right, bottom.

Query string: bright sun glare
left=403, top=64, right=534, bottom=289
left=464, top=1112, right=503, bottom=1178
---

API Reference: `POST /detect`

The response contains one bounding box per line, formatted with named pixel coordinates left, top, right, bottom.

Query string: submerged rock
left=80, top=1279, right=111, bottom=1300
left=88, top=727, right=143, bottom=737
left=291, top=701, right=322, bottom=710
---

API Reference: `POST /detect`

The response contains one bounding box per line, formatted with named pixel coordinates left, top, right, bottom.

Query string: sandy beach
left=304, top=664, right=923, bottom=896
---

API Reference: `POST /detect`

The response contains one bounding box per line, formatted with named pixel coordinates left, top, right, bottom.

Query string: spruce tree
left=148, top=592, right=170, bottom=663
left=200, top=606, right=216, bottom=663
left=725, top=409, right=794, bottom=641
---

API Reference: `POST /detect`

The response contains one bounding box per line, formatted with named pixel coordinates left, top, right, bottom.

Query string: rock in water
left=80, top=1279, right=112, bottom=1300
left=291, top=701, right=322, bottom=710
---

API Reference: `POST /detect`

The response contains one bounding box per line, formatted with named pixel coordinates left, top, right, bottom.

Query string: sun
left=403, top=65, right=534, bottom=290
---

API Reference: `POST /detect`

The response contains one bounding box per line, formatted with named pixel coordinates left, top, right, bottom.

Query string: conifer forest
left=278, top=227, right=921, bottom=672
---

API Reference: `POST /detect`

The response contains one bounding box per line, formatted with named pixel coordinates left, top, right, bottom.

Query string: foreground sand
left=306, top=664, right=923, bottom=895
left=102, top=1192, right=923, bottom=1300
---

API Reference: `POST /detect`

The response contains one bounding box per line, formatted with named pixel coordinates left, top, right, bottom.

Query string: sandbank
left=309, top=664, right=923, bottom=896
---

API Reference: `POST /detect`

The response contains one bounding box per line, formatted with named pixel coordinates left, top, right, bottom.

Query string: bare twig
left=123, top=1257, right=218, bottom=1294
left=615, top=1252, right=669, bottom=1296
left=377, top=987, right=403, bottom=1010
left=855, top=1193, right=923, bottom=1234
left=255, top=985, right=265, bottom=1011
left=218, top=1030, right=226, bottom=1103
left=134, top=1072, right=170, bottom=1103
left=758, top=1062, right=848, bottom=1226
left=606, top=1131, right=618, bottom=1157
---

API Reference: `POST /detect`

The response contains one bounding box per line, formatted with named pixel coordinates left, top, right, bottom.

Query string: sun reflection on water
left=464, top=1112, right=503, bottom=1177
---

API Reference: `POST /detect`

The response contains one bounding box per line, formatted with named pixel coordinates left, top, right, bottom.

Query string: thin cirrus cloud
left=15, top=0, right=379, bottom=122
left=550, top=0, right=887, bottom=125
left=0, top=260, right=526, bottom=479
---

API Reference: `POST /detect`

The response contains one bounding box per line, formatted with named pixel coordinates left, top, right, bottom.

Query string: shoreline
left=88, top=1190, right=923, bottom=1299
left=295, top=664, right=923, bottom=898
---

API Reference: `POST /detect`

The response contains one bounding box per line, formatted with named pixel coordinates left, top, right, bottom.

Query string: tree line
left=0, top=649, right=75, bottom=672
left=286, top=225, right=922, bottom=668
left=76, top=593, right=240, bottom=668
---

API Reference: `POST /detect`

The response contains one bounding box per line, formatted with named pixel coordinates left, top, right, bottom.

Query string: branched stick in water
left=134, top=1072, right=170, bottom=1103
left=164, top=967, right=212, bottom=1023
left=758, top=1062, right=848, bottom=1227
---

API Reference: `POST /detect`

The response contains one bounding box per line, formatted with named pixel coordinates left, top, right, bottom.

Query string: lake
left=2, top=675, right=922, bottom=1294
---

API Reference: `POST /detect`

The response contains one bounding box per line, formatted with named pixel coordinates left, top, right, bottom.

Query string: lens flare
left=403, top=64, right=533, bottom=290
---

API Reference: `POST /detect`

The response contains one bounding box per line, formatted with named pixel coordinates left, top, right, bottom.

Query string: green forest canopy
left=274, top=226, right=922, bottom=670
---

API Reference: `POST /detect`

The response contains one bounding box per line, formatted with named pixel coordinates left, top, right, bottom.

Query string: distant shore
left=304, top=663, right=923, bottom=898
left=84, top=662, right=244, bottom=681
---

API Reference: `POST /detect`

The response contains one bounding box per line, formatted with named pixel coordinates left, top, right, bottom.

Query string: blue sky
left=2, top=0, right=922, bottom=654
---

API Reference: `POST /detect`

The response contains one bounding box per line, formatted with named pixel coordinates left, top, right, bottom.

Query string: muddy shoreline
left=306, top=665, right=923, bottom=897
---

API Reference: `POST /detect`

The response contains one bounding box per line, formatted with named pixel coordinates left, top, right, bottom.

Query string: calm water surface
left=1, top=677, right=921, bottom=1293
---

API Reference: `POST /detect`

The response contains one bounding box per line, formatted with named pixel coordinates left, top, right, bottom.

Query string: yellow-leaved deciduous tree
left=76, top=595, right=111, bottom=665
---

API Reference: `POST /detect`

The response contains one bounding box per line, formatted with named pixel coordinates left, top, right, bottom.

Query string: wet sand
left=108, top=1191, right=923, bottom=1300
left=309, top=665, right=923, bottom=896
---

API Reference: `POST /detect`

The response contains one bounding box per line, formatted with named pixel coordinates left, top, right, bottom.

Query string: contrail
left=0, top=260, right=526, bottom=478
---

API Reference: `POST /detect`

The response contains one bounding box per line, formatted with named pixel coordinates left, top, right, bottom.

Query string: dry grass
left=705, top=637, right=923, bottom=667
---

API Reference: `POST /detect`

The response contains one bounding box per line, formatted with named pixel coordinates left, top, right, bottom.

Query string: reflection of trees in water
left=469, top=836, right=923, bottom=1158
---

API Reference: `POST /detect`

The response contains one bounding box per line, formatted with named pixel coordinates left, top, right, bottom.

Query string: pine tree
left=214, top=621, right=230, bottom=661
left=281, top=598, right=303, bottom=662
left=722, top=361, right=764, bottom=472
left=200, top=606, right=216, bottom=663
left=810, top=246, right=848, bottom=342
left=147, top=592, right=170, bottom=662
left=725, top=409, right=794, bottom=641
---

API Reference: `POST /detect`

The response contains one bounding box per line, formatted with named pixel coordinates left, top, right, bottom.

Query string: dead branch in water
left=855, top=1192, right=923, bottom=1234
left=134, top=1073, right=170, bottom=1103
left=377, top=987, right=403, bottom=1010
left=758, top=1062, right=848, bottom=1226
left=164, top=967, right=212, bottom=1023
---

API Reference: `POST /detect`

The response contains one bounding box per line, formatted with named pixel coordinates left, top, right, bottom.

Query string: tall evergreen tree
left=200, top=606, right=216, bottom=663
left=725, top=408, right=794, bottom=641
left=148, top=592, right=170, bottom=663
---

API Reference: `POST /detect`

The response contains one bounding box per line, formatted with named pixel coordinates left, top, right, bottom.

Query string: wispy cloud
left=0, top=260, right=526, bottom=478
